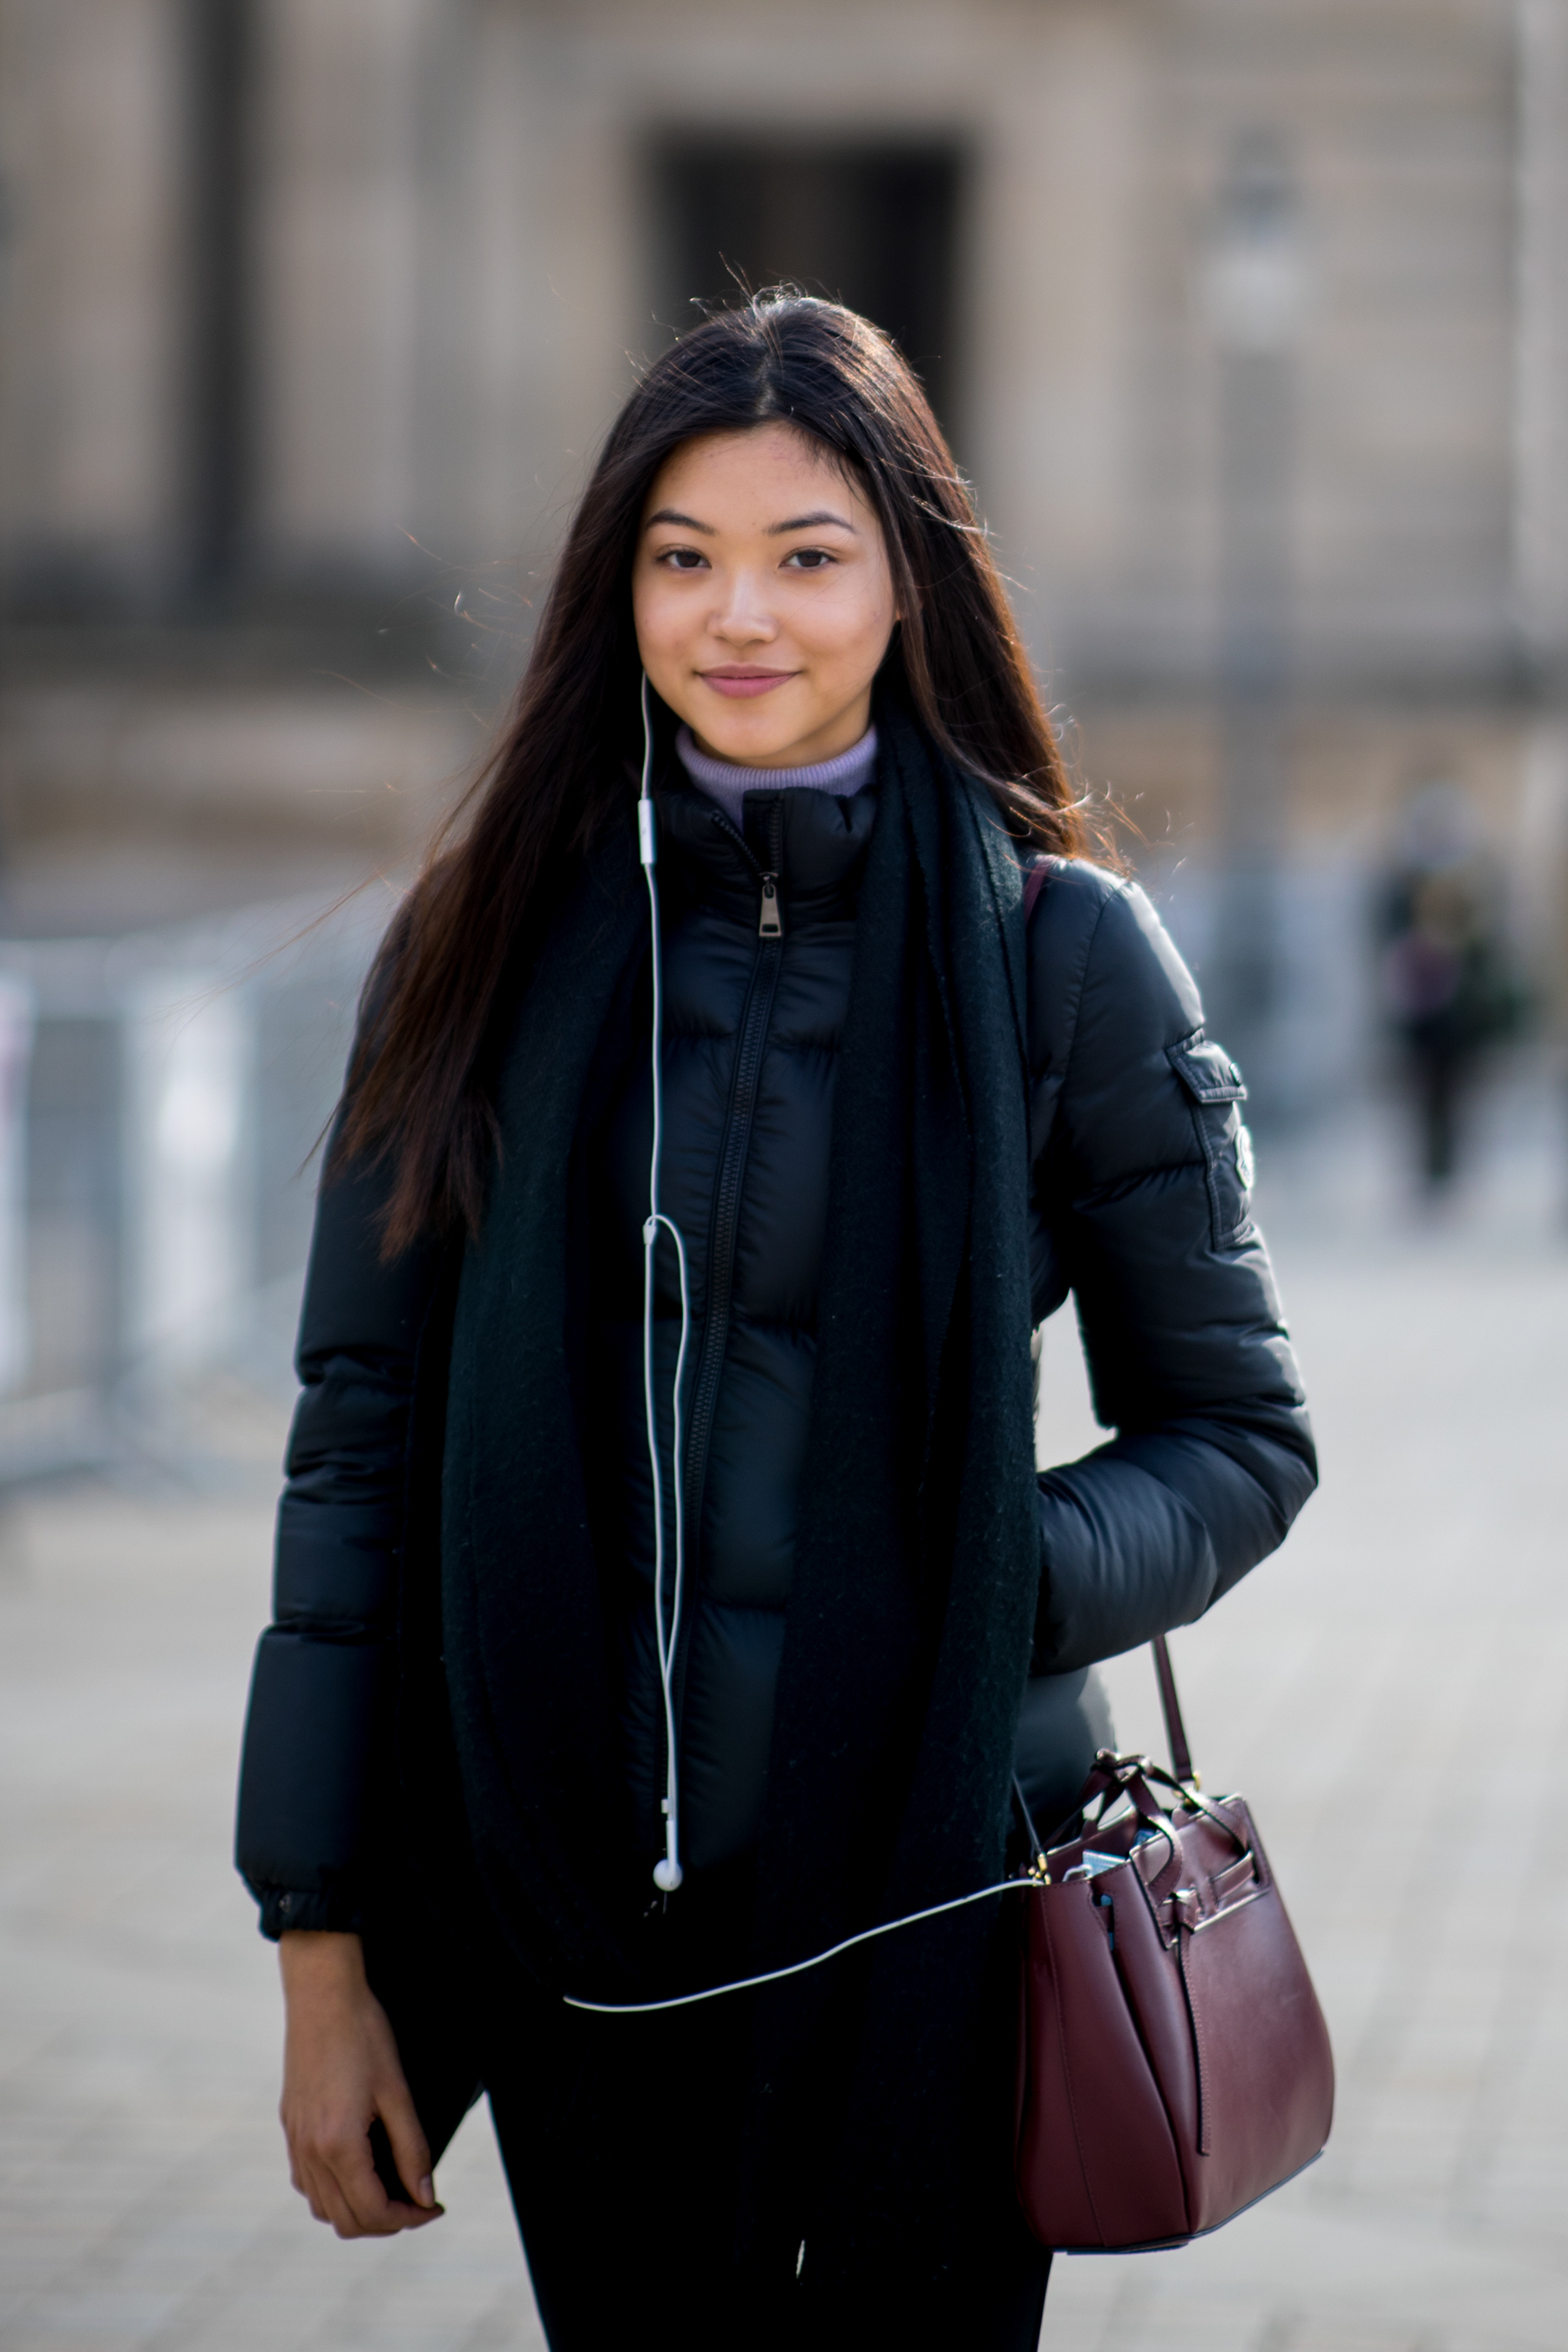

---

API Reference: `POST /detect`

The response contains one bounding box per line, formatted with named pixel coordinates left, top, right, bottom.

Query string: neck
left=675, top=724, right=878, bottom=833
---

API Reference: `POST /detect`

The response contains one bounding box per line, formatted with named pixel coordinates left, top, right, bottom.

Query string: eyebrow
left=642, top=506, right=858, bottom=536
left=767, top=510, right=857, bottom=535
left=644, top=507, right=715, bottom=534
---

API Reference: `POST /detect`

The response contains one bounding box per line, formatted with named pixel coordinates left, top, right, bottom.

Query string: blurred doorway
left=651, top=139, right=966, bottom=444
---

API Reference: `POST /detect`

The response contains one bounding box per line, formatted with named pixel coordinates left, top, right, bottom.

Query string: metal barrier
left=0, top=891, right=387, bottom=1483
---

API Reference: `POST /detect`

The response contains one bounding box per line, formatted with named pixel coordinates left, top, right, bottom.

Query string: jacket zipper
left=666, top=799, right=786, bottom=1734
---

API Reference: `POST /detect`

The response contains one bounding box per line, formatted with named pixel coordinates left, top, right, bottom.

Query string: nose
left=708, top=568, right=777, bottom=648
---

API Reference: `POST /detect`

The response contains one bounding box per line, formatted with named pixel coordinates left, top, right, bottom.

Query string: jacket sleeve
left=1025, top=865, right=1317, bottom=1676
left=233, top=1152, right=442, bottom=1936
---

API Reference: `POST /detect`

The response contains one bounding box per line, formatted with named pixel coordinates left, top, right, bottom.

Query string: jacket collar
left=653, top=778, right=878, bottom=925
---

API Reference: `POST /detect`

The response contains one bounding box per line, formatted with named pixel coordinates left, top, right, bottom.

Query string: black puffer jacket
left=585, top=785, right=878, bottom=1871
left=236, top=782, right=1315, bottom=1932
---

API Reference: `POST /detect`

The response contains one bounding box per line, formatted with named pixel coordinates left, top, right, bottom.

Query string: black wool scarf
left=440, top=700, right=1043, bottom=2274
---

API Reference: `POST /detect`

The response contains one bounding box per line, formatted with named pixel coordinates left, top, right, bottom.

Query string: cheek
left=632, top=572, right=686, bottom=661
left=806, top=573, right=896, bottom=664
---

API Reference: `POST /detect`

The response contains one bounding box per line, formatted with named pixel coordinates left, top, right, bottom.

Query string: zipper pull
left=758, top=874, right=782, bottom=938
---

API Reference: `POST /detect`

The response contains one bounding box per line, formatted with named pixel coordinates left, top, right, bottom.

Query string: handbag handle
left=1151, top=1633, right=1198, bottom=1789
left=1011, top=1644, right=1201, bottom=1864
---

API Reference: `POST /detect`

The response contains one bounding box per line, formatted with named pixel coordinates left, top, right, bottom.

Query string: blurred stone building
left=2, top=0, right=1566, bottom=1078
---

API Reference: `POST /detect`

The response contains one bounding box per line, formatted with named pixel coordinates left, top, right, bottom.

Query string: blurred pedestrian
left=235, top=294, right=1315, bottom=2349
left=1378, top=781, right=1518, bottom=1192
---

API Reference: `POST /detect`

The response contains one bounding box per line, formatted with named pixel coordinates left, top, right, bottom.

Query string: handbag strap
left=1151, top=1633, right=1198, bottom=1789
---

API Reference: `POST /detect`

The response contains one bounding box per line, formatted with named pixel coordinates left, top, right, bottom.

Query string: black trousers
left=369, top=1859, right=1051, bottom=2352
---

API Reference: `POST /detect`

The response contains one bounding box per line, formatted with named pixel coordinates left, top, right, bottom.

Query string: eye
left=782, top=546, right=835, bottom=571
left=657, top=547, right=708, bottom=571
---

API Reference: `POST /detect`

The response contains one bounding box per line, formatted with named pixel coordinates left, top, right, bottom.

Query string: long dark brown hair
left=338, top=292, right=1085, bottom=1253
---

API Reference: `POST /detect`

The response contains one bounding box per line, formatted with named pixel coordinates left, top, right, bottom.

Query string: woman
left=236, top=294, right=1315, bottom=2350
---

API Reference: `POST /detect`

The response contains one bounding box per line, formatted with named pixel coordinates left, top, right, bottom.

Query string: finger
left=283, top=2128, right=317, bottom=2211
left=379, top=2197, right=442, bottom=2230
left=326, top=2128, right=412, bottom=2238
left=296, top=2123, right=430, bottom=2238
left=377, top=2079, right=439, bottom=2215
left=299, top=2155, right=364, bottom=2239
left=294, top=2128, right=388, bottom=2238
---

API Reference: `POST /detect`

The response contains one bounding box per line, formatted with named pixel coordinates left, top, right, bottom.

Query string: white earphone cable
left=624, top=680, right=1051, bottom=1970
left=638, top=673, right=693, bottom=1896
left=564, top=1872, right=1032, bottom=2015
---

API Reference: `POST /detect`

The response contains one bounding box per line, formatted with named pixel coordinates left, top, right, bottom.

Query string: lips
left=699, top=666, right=798, bottom=700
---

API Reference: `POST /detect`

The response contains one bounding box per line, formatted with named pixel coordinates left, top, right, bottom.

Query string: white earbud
left=639, top=672, right=693, bottom=1898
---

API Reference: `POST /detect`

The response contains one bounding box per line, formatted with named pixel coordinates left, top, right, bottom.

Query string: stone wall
left=0, top=0, right=1563, bottom=1044
left=2, top=0, right=1555, bottom=681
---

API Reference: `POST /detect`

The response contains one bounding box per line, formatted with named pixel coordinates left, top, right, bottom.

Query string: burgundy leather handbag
left=1014, top=1636, right=1334, bottom=2252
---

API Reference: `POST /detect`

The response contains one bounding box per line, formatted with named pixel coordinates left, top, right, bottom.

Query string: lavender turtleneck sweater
left=675, top=723, right=878, bottom=833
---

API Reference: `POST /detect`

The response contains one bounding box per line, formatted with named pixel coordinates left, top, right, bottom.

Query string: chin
left=693, top=718, right=802, bottom=766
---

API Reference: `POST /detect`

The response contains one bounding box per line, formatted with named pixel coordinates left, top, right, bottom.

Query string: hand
left=278, top=1930, right=444, bottom=2238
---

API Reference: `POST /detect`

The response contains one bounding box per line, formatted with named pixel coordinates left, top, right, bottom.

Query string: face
left=632, top=422, right=899, bottom=768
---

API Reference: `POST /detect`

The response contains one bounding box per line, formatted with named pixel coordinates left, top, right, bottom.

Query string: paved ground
left=2, top=1092, right=1565, bottom=2349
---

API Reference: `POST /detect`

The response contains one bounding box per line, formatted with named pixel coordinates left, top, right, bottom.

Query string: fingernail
left=418, top=2176, right=435, bottom=2207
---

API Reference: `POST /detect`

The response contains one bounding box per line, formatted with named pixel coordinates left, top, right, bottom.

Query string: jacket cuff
left=254, top=1883, right=365, bottom=1941
left=1033, top=1456, right=1217, bottom=1674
